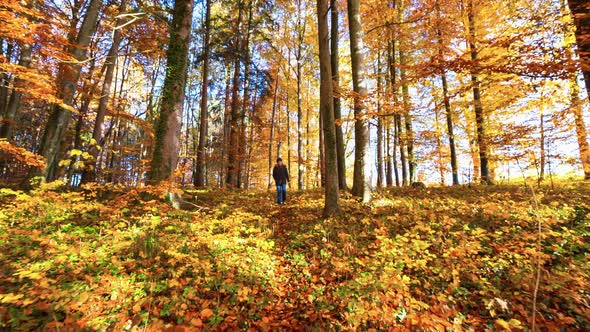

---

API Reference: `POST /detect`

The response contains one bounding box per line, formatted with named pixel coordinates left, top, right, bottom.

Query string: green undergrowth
left=0, top=181, right=588, bottom=331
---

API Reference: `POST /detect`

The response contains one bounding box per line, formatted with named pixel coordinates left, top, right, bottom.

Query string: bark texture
left=348, top=0, right=371, bottom=202
left=149, top=0, right=194, bottom=182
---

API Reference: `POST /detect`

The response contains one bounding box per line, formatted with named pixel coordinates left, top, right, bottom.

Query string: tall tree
left=435, top=0, right=459, bottom=185
left=567, top=0, right=590, bottom=100
left=561, top=0, right=590, bottom=179
left=81, top=0, right=127, bottom=183
left=268, top=71, right=280, bottom=188
left=348, top=0, right=371, bottom=202
left=317, top=0, right=340, bottom=216
left=295, top=0, right=307, bottom=190
left=148, top=0, right=194, bottom=182
left=195, top=0, right=212, bottom=187
left=466, top=0, right=492, bottom=184
left=0, top=40, right=32, bottom=139
left=36, top=0, right=102, bottom=181
left=331, top=0, right=347, bottom=190
left=226, top=1, right=244, bottom=187
left=376, top=54, right=384, bottom=188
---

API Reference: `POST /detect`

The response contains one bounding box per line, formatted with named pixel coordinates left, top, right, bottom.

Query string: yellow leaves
left=0, top=293, right=24, bottom=304
left=495, top=318, right=523, bottom=330
left=237, top=286, right=251, bottom=302
left=14, top=269, right=43, bottom=280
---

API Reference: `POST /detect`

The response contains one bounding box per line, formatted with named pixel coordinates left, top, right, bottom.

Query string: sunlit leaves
left=0, top=184, right=588, bottom=330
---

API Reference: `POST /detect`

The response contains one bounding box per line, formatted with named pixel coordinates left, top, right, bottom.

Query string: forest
left=0, top=0, right=589, bottom=330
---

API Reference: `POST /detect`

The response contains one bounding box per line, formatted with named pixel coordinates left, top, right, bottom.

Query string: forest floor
left=0, top=181, right=589, bottom=331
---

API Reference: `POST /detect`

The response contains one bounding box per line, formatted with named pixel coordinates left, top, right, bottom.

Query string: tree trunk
left=441, top=73, right=459, bottom=185
left=435, top=2, right=459, bottom=185
left=376, top=54, right=383, bottom=188
left=317, top=0, right=340, bottom=216
left=0, top=42, right=32, bottom=139
left=539, top=108, right=545, bottom=182
left=348, top=0, right=371, bottom=202
left=221, top=65, right=232, bottom=186
left=36, top=0, right=101, bottom=181
left=296, top=0, right=306, bottom=191
left=0, top=42, right=13, bottom=117
left=567, top=0, right=590, bottom=101
left=434, top=106, right=445, bottom=185
left=467, top=0, right=491, bottom=184
left=331, top=0, right=347, bottom=190
left=195, top=0, right=212, bottom=187
left=571, top=80, right=590, bottom=179
left=319, top=100, right=325, bottom=187
left=561, top=0, right=590, bottom=179
left=399, top=42, right=415, bottom=184
left=226, top=2, right=244, bottom=187
left=148, top=0, right=194, bottom=182
left=238, top=0, right=255, bottom=189
left=388, top=39, right=406, bottom=186
left=395, top=115, right=407, bottom=185
left=268, top=72, right=279, bottom=189
left=385, top=121, right=393, bottom=186
left=81, top=0, right=126, bottom=183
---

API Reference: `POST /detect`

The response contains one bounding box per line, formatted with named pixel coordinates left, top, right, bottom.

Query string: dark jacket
left=272, top=164, right=289, bottom=185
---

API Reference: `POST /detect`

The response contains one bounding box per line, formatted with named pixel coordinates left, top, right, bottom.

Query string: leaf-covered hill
left=0, top=183, right=588, bottom=331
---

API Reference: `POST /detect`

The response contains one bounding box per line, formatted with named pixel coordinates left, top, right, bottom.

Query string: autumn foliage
left=0, top=183, right=588, bottom=330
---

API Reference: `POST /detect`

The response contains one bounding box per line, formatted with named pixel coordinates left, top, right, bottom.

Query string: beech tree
left=348, top=0, right=371, bottom=202
left=37, top=0, right=102, bottom=181
left=149, top=0, right=194, bottom=182
left=317, top=0, right=340, bottom=216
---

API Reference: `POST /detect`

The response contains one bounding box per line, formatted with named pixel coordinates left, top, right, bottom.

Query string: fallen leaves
left=0, top=184, right=588, bottom=330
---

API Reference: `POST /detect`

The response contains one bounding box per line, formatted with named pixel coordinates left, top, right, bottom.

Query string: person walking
left=272, top=157, right=290, bottom=204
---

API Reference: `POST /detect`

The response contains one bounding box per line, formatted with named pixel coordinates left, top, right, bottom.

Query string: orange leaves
left=0, top=185, right=588, bottom=330
left=0, top=139, right=45, bottom=168
left=199, top=308, right=213, bottom=320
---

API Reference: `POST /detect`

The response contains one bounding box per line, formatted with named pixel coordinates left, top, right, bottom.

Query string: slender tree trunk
left=386, top=121, right=393, bottom=186
left=286, top=75, right=291, bottom=179
left=567, top=0, right=590, bottom=101
left=36, top=0, right=101, bottom=181
left=0, top=42, right=32, bottom=139
left=399, top=45, right=415, bottom=183
left=0, top=42, right=13, bottom=117
left=226, top=1, right=244, bottom=187
left=435, top=2, right=459, bottom=185
left=376, top=55, right=383, bottom=189
left=348, top=0, right=371, bottom=202
left=296, top=0, right=306, bottom=191
left=395, top=115, right=407, bottom=185
left=238, top=0, right=255, bottom=189
left=467, top=0, right=491, bottom=184
left=221, top=66, right=232, bottom=186
left=318, top=0, right=339, bottom=215
left=441, top=73, right=459, bottom=185
left=148, top=0, right=194, bottom=182
left=331, top=0, right=347, bottom=190
left=319, top=101, right=325, bottom=187
left=195, top=0, right=212, bottom=187
left=306, top=80, right=311, bottom=188
left=539, top=107, right=545, bottom=182
left=80, top=0, right=126, bottom=183
left=393, top=118, right=400, bottom=186
left=434, top=106, right=446, bottom=185
left=268, top=72, right=279, bottom=189
left=571, top=80, right=590, bottom=179
left=388, top=38, right=406, bottom=186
